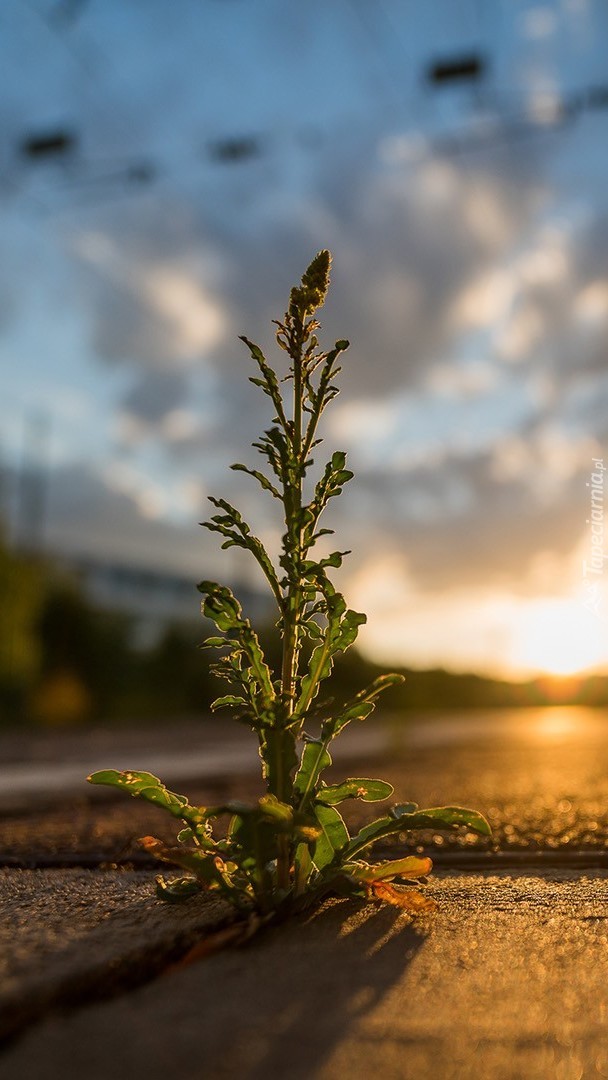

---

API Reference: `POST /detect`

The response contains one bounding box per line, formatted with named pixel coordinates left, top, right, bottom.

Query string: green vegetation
left=89, top=252, right=490, bottom=919
left=0, top=538, right=44, bottom=719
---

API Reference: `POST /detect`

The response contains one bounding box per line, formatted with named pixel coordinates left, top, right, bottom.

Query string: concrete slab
left=0, top=868, right=230, bottom=1043
left=2, top=871, right=608, bottom=1080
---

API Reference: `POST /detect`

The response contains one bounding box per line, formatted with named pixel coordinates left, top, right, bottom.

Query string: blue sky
left=2, top=0, right=608, bottom=677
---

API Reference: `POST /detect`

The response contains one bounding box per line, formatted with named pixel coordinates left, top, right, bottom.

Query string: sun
left=510, top=598, right=607, bottom=677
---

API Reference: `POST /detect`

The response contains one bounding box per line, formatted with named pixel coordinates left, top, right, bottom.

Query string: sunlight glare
left=510, top=598, right=606, bottom=676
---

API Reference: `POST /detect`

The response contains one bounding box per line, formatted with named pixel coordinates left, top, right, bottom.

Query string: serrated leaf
left=321, top=702, right=375, bottom=741
left=155, top=875, right=202, bottom=903
left=202, top=506, right=283, bottom=610
left=293, top=740, right=332, bottom=804
left=239, top=335, right=288, bottom=430
left=87, top=770, right=213, bottom=841
left=140, top=837, right=227, bottom=888
left=211, top=694, right=247, bottom=711
left=312, top=804, right=349, bottom=871
left=230, top=463, right=281, bottom=500
left=321, top=674, right=405, bottom=740
left=316, top=778, right=394, bottom=805
left=396, top=806, right=492, bottom=837
left=333, top=608, right=366, bottom=652
left=345, top=803, right=491, bottom=859
left=88, top=770, right=185, bottom=812
left=343, top=803, right=419, bottom=859
left=320, top=550, right=350, bottom=569
left=197, top=581, right=275, bottom=709
left=295, top=584, right=366, bottom=717
left=177, top=828, right=195, bottom=843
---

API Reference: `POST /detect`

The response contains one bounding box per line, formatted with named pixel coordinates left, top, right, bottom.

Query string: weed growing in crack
left=89, top=252, right=490, bottom=921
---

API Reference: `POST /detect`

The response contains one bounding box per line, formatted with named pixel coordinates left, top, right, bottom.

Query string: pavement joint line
left=3, top=848, right=608, bottom=870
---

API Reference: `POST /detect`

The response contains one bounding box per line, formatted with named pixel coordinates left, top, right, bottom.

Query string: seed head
left=289, top=249, right=332, bottom=317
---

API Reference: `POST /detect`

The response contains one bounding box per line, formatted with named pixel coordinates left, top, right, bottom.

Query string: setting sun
left=509, top=598, right=607, bottom=676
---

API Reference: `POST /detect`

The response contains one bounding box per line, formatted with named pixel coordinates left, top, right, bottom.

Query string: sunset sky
left=1, top=0, right=608, bottom=679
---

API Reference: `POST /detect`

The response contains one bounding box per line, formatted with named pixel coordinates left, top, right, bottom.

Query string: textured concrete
left=3, top=707, right=608, bottom=860
left=2, top=871, right=608, bottom=1080
left=0, top=868, right=230, bottom=1043
left=2, top=709, right=608, bottom=1077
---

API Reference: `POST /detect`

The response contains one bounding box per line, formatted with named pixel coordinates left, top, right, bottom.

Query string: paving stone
left=0, top=868, right=230, bottom=1043
left=2, top=871, right=608, bottom=1080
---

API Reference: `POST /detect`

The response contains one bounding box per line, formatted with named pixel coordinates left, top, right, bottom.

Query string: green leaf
left=321, top=702, right=375, bottom=741
left=197, top=581, right=275, bottom=709
left=155, top=876, right=202, bottom=903
left=345, top=803, right=491, bottom=859
left=294, top=578, right=366, bottom=718
left=316, top=778, right=394, bottom=805
left=197, top=580, right=241, bottom=632
left=306, top=453, right=354, bottom=535
left=87, top=770, right=217, bottom=846
left=312, top=804, right=349, bottom=871
left=211, top=694, right=247, bottom=711
left=140, top=837, right=227, bottom=888
left=319, top=550, right=350, bottom=569
left=343, top=803, right=419, bottom=859
left=321, top=674, right=405, bottom=740
left=397, top=806, right=492, bottom=836
left=257, top=794, right=294, bottom=828
left=293, top=740, right=332, bottom=805
left=230, top=463, right=281, bottom=500
left=202, top=501, right=283, bottom=610
left=333, top=608, right=366, bottom=652
left=239, top=335, right=288, bottom=430
left=294, top=842, right=314, bottom=892
left=227, top=813, right=277, bottom=893
left=88, top=769, right=192, bottom=817
left=177, top=827, right=195, bottom=843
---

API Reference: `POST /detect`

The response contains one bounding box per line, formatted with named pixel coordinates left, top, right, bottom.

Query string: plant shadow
left=211, top=899, right=429, bottom=1079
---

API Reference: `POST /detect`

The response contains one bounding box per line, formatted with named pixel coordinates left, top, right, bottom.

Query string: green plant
left=89, top=252, right=490, bottom=919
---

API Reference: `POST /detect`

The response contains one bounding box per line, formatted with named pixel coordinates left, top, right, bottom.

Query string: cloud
left=121, top=370, right=188, bottom=427
left=54, top=134, right=608, bottom=622
left=70, top=220, right=227, bottom=370
left=3, top=0, right=608, bottom=675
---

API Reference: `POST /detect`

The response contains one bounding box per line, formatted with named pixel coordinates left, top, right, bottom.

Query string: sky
left=1, top=0, right=608, bottom=679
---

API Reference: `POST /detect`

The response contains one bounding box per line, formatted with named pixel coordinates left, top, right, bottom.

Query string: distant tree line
left=1, top=535, right=608, bottom=727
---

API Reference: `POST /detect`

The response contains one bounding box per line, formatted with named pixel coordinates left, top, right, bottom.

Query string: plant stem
left=276, top=322, right=305, bottom=892
left=280, top=321, right=305, bottom=718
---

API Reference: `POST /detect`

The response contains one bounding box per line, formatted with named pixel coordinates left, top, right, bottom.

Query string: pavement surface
left=2, top=707, right=608, bottom=859
left=1, top=705, right=608, bottom=1078
left=0, top=868, right=231, bottom=1044
left=1, top=871, right=607, bottom=1080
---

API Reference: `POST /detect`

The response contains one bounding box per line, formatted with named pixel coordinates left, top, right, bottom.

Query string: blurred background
left=1, top=0, right=608, bottom=728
